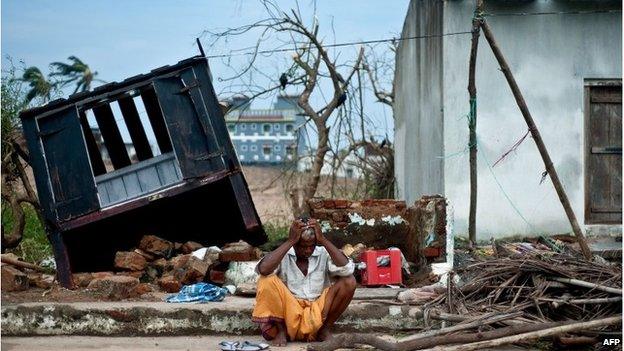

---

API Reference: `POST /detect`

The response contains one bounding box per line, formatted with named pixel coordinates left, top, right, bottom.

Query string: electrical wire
left=205, top=31, right=472, bottom=59
left=483, top=9, right=620, bottom=17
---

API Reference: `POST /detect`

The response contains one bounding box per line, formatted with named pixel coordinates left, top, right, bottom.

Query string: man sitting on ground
left=252, top=218, right=356, bottom=346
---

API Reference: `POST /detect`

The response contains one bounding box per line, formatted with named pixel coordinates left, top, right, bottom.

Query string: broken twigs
left=1, top=256, right=49, bottom=273
left=309, top=319, right=595, bottom=351
left=418, top=315, right=621, bottom=351
left=550, top=277, right=622, bottom=295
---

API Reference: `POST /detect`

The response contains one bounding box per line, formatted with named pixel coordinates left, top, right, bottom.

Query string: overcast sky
left=2, top=1, right=409, bottom=143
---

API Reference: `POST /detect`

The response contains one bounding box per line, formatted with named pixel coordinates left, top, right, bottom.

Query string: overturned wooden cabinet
left=20, top=56, right=266, bottom=288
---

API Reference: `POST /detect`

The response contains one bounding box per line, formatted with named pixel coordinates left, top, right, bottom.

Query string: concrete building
left=225, top=95, right=307, bottom=164
left=394, top=0, right=621, bottom=237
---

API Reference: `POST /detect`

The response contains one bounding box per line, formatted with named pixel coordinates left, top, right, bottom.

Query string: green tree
left=21, top=66, right=56, bottom=103
left=50, top=56, right=103, bottom=93
left=1, top=59, right=45, bottom=251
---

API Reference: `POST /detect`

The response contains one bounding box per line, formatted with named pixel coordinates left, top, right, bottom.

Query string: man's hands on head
left=308, top=218, right=327, bottom=246
left=290, top=218, right=327, bottom=246
left=288, top=220, right=304, bottom=244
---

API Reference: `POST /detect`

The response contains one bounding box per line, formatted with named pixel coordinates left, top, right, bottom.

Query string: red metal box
left=359, top=249, right=402, bottom=286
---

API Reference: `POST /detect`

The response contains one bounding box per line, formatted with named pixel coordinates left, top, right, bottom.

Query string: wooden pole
left=467, top=0, right=483, bottom=246
left=479, top=20, right=593, bottom=260
left=1, top=255, right=49, bottom=273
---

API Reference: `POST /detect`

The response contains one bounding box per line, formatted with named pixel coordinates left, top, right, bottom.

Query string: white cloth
left=257, top=246, right=354, bottom=301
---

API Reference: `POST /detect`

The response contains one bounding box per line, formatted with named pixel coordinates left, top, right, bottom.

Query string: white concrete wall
left=394, top=0, right=445, bottom=205
left=441, top=1, right=621, bottom=237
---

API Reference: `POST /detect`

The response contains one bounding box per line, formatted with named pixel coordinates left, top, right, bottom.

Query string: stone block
left=138, top=235, right=174, bottom=258
left=158, top=275, right=181, bottom=293
left=1, top=265, right=28, bottom=292
left=181, top=241, right=203, bottom=254
left=87, top=275, right=140, bottom=299
left=219, top=241, right=261, bottom=262
left=114, top=251, right=147, bottom=271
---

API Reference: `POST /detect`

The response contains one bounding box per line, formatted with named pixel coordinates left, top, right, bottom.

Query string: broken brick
left=27, top=273, right=55, bottom=289
left=174, top=242, right=183, bottom=252
left=309, top=198, right=324, bottom=209
left=115, top=251, right=147, bottom=271
left=73, top=272, right=94, bottom=287
left=334, top=199, right=350, bottom=209
left=1, top=265, right=29, bottom=292
left=322, top=200, right=336, bottom=209
left=167, top=254, right=190, bottom=271
left=209, top=269, right=225, bottom=284
left=150, top=258, right=167, bottom=270
left=117, top=271, right=144, bottom=279
left=173, top=256, right=209, bottom=284
left=181, top=241, right=204, bottom=254
left=133, top=249, right=155, bottom=261
left=92, top=271, right=115, bottom=279
left=130, top=283, right=153, bottom=297
left=219, top=241, right=261, bottom=262
left=158, top=275, right=181, bottom=293
left=87, top=275, right=139, bottom=299
left=138, top=235, right=174, bottom=258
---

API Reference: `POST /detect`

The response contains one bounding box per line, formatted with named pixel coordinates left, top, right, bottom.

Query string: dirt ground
left=241, top=165, right=363, bottom=225
left=1, top=285, right=167, bottom=304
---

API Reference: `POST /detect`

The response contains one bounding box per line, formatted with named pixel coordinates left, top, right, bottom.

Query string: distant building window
left=286, top=124, right=294, bottom=132
left=274, top=145, right=281, bottom=151
left=263, top=145, right=272, bottom=155
left=241, top=124, right=247, bottom=130
left=346, top=168, right=354, bottom=178
left=263, top=124, right=271, bottom=133
left=274, top=124, right=280, bottom=131
left=227, top=124, right=235, bottom=133
left=251, top=145, right=257, bottom=151
left=251, top=123, right=257, bottom=130
left=241, top=145, right=248, bottom=151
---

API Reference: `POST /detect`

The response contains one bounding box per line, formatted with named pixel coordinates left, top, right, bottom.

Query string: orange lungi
left=252, top=274, right=330, bottom=342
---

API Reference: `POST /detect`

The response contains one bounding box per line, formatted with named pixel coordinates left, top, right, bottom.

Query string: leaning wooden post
left=479, top=20, right=593, bottom=260
left=467, top=0, right=483, bottom=246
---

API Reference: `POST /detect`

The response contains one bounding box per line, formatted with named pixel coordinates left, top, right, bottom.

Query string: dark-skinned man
left=252, top=218, right=356, bottom=346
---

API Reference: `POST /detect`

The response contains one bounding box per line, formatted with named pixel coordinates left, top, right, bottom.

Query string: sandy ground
left=1, top=336, right=308, bottom=351
left=241, top=165, right=362, bottom=225
left=0, top=336, right=536, bottom=351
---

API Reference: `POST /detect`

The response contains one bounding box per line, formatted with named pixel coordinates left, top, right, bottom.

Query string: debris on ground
left=311, top=247, right=622, bottom=351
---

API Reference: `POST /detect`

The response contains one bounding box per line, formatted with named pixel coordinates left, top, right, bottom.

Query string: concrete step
left=1, top=296, right=422, bottom=337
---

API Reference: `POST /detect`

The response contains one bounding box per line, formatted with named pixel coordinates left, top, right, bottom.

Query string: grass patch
left=260, top=220, right=290, bottom=251
left=1, top=202, right=52, bottom=264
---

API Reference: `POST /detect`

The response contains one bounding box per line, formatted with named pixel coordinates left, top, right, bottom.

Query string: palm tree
left=50, top=56, right=103, bottom=94
left=21, top=66, right=56, bottom=103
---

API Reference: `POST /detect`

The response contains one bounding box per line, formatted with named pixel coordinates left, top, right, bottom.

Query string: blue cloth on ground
left=166, top=282, right=229, bottom=303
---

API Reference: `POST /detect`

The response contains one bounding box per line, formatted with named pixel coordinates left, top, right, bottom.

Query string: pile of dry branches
left=310, top=252, right=622, bottom=351
left=433, top=253, right=622, bottom=323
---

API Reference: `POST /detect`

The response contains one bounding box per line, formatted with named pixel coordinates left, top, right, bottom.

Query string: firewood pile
left=432, top=253, right=622, bottom=323
left=311, top=251, right=622, bottom=351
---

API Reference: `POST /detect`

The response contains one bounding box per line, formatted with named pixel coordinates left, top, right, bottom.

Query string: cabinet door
left=153, top=70, right=225, bottom=179
left=38, top=106, right=99, bottom=221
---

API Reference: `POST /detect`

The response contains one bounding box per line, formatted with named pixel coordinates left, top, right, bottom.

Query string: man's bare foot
left=316, top=326, right=333, bottom=341
left=272, top=323, right=288, bottom=347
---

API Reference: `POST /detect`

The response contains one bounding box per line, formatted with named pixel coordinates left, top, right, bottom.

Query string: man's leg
left=252, top=275, right=291, bottom=347
left=317, top=275, right=356, bottom=341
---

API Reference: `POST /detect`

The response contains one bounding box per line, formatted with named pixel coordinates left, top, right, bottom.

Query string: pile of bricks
left=308, top=196, right=448, bottom=264
left=308, top=198, right=408, bottom=229
left=2, top=236, right=262, bottom=299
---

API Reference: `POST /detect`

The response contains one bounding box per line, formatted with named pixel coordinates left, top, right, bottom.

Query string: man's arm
left=257, top=220, right=304, bottom=276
